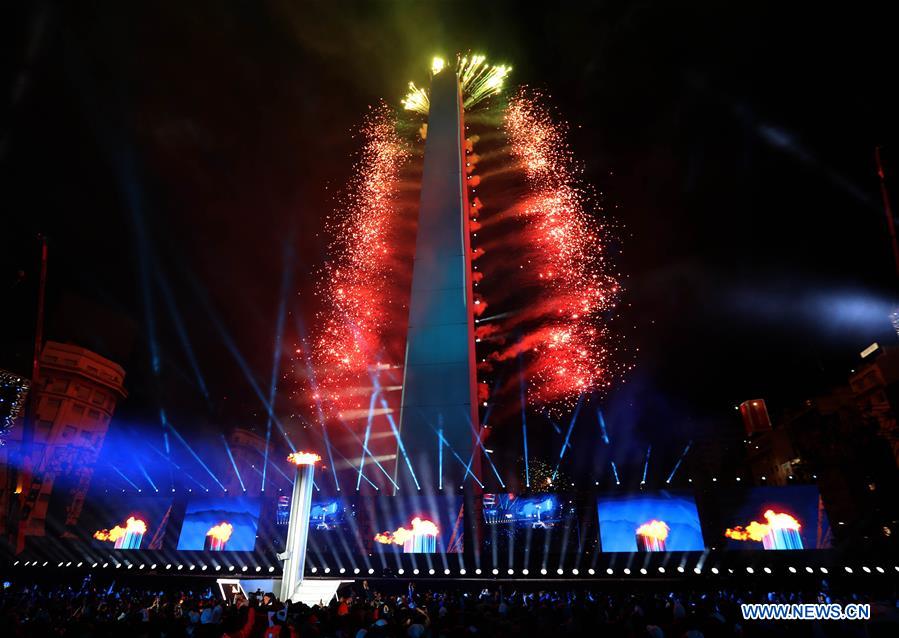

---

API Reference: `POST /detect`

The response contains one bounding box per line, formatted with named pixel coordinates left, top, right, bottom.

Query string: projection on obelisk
left=395, top=67, right=480, bottom=490
left=279, top=452, right=320, bottom=603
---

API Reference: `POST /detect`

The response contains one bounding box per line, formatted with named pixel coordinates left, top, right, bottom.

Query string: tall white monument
left=279, top=451, right=320, bottom=602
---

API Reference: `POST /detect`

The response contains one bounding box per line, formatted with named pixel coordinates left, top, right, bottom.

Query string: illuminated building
left=4, top=341, right=126, bottom=551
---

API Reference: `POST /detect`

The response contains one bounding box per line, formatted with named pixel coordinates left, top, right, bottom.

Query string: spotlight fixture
left=572, top=568, right=579, bottom=575
left=788, top=566, right=797, bottom=573
left=398, top=569, right=405, bottom=575
left=676, top=566, right=685, bottom=573
left=710, top=567, right=719, bottom=574
left=763, top=567, right=771, bottom=574
left=746, top=567, right=754, bottom=574
left=522, top=569, right=529, bottom=576
left=623, top=568, right=631, bottom=575
left=587, top=568, right=595, bottom=575
left=556, top=568, right=563, bottom=575
left=445, top=569, right=451, bottom=575
left=354, top=568, right=360, bottom=574
left=368, top=568, right=374, bottom=574
left=693, top=567, right=701, bottom=574
left=413, top=568, right=420, bottom=575
left=862, top=566, right=871, bottom=573
left=428, top=569, right=435, bottom=575
left=492, top=568, right=499, bottom=575
left=639, top=568, right=647, bottom=575
left=658, top=567, right=665, bottom=574
left=540, top=568, right=547, bottom=575
left=475, top=568, right=482, bottom=575
left=507, top=569, right=514, bottom=575
left=606, top=568, right=614, bottom=575
left=805, top=566, right=813, bottom=573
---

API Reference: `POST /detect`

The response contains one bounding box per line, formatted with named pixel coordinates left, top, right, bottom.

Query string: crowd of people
left=1, top=575, right=896, bottom=637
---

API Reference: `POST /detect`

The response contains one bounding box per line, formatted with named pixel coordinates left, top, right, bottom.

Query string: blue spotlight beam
left=552, top=394, right=584, bottom=481
left=154, top=266, right=209, bottom=401
left=263, top=246, right=292, bottom=492
left=188, top=273, right=295, bottom=452
left=380, top=396, right=420, bottom=490
left=110, top=465, right=141, bottom=491
left=295, top=314, right=340, bottom=491
left=596, top=407, right=610, bottom=444
left=356, top=389, right=380, bottom=491
left=334, top=416, right=397, bottom=491
left=611, top=460, right=620, bottom=485
left=438, top=427, right=444, bottom=491
left=165, top=422, right=226, bottom=490
left=147, top=444, right=208, bottom=491
left=463, top=415, right=505, bottom=488
left=641, top=445, right=652, bottom=485
left=518, top=351, right=529, bottom=488
left=479, top=375, right=503, bottom=428
left=666, top=440, right=693, bottom=484
left=437, top=429, right=484, bottom=488
left=221, top=435, right=246, bottom=491
left=135, top=459, right=158, bottom=492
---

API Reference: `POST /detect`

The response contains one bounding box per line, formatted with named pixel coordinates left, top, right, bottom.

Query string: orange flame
left=374, top=517, right=439, bottom=545
left=725, top=509, right=801, bottom=542
left=287, top=451, right=321, bottom=466
left=635, top=519, right=670, bottom=541
left=206, top=522, right=233, bottom=543
left=93, top=516, right=147, bottom=542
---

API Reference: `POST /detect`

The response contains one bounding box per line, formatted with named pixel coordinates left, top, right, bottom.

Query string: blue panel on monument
left=396, top=70, right=478, bottom=490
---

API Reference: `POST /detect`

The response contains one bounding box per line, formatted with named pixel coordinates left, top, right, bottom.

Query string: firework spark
left=487, top=90, right=619, bottom=406
left=402, top=53, right=511, bottom=115
left=311, top=105, right=411, bottom=413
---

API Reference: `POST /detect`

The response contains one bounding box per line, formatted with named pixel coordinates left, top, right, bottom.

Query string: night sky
left=3, top=1, right=898, bottom=480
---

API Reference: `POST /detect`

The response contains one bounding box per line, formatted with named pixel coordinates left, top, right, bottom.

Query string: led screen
left=364, top=495, right=463, bottom=554
left=176, top=495, right=261, bottom=551
left=90, top=496, right=174, bottom=550
left=597, top=491, right=705, bottom=552
left=719, top=486, right=831, bottom=550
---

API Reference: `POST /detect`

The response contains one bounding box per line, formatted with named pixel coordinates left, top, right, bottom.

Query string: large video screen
left=597, top=491, right=705, bottom=552
left=275, top=495, right=351, bottom=531
left=719, top=486, right=831, bottom=550
left=90, top=497, right=174, bottom=550
left=176, top=495, right=262, bottom=551
left=483, top=493, right=572, bottom=528
left=365, top=496, right=463, bottom=554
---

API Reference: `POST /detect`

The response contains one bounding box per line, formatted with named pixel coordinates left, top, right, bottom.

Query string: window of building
left=88, top=409, right=101, bottom=420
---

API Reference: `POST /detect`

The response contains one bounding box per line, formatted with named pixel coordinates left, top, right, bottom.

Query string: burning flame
left=93, top=516, right=147, bottom=542
left=374, top=517, right=439, bottom=545
left=206, top=522, right=234, bottom=543
left=287, top=451, right=321, bottom=466
left=725, top=509, right=801, bottom=542
left=636, top=519, right=670, bottom=541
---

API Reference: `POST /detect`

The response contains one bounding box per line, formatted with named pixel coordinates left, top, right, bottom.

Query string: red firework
left=487, top=90, right=620, bottom=406
left=312, top=104, right=411, bottom=412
